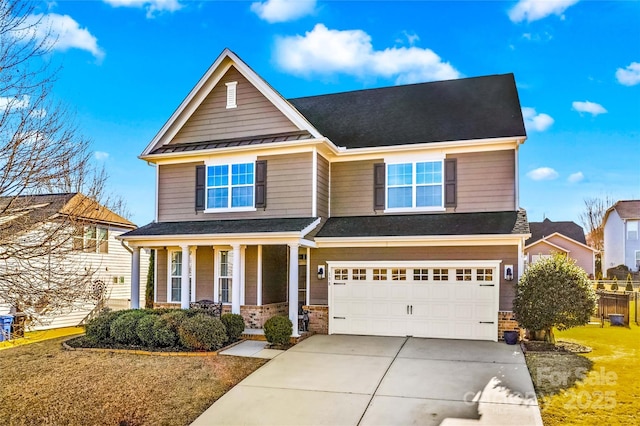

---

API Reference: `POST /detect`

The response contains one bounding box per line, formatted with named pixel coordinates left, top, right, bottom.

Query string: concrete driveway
left=192, top=335, right=543, bottom=426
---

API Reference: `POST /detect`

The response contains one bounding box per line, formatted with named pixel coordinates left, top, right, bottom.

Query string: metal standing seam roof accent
left=150, top=131, right=314, bottom=155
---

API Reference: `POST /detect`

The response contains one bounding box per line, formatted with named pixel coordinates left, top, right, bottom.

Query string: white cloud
left=509, top=0, right=579, bottom=23
left=251, top=0, right=316, bottom=23
left=568, top=172, right=584, bottom=183
left=275, top=24, right=460, bottom=84
left=615, top=62, right=640, bottom=86
left=103, top=0, right=182, bottom=18
left=527, top=167, right=559, bottom=181
left=522, top=107, right=554, bottom=132
left=94, top=151, right=110, bottom=161
left=23, top=13, right=104, bottom=59
left=572, top=101, right=607, bottom=116
left=0, top=95, right=30, bottom=111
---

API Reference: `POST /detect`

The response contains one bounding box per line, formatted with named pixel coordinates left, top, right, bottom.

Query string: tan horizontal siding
left=171, top=67, right=299, bottom=144
left=309, top=245, right=518, bottom=310
left=156, top=249, right=168, bottom=303
left=157, top=153, right=313, bottom=222
left=195, top=247, right=214, bottom=301
left=317, top=154, right=330, bottom=219
left=244, top=246, right=258, bottom=305
left=453, top=150, right=515, bottom=212
left=330, top=160, right=380, bottom=217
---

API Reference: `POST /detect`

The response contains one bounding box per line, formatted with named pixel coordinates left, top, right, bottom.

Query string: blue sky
left=17, top=0, right=640, bottom=228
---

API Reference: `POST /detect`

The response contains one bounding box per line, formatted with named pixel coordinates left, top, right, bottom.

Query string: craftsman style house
left=120, top=49, right=530, bottom=341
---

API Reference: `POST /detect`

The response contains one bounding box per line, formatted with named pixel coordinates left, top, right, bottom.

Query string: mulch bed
left=522, top=340, right=592, bottom=354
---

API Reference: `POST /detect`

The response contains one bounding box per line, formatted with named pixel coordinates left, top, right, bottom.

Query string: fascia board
left=117, top=232, right=304, bottom=247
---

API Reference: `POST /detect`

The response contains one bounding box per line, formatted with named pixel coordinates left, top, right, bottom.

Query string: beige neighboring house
left=0, top=193, right=149, bottom=330
left=120, top=48, right=531, bottom=342
left=524, top=218, right=597, bottom=277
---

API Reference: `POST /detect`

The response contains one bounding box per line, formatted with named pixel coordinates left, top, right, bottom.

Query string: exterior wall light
left=317, top=265, right=326, bottom=280
left=504, top=265, right=514, bottom=281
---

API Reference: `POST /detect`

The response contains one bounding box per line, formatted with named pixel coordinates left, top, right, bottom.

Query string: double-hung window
left=206, top=162, right=254, bottom=210
left=219, top=250, right=233, bottom=303
left=170, top=251, right=182, bottom=303
left=387, top=160, right=443, bottom=210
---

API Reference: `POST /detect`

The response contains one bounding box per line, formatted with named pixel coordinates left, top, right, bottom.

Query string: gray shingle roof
left=121, top=217, right=318, bottom=238
left=316, top=210, right=529, bottom=238
left=526, top=218, right=587, bottom=246
left=612, top=200, right=640, bottom=220
left=289, top=73, right=526, bottom=149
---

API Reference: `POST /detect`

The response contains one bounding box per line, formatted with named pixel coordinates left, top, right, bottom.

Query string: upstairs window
left=206, top=163, right=254, bottom=210
left=73, top=225, right=108, bottom=254
left=627, top=221, right=638, bottom=240
left=387, top=161, right=443, bottom=210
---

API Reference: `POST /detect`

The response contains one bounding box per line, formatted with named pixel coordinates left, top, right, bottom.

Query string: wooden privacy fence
left=596, top=291, right=631, bottom=326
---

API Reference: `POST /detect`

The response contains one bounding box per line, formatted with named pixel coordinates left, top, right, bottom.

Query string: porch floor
left=241, top=328, right=315, bottom=344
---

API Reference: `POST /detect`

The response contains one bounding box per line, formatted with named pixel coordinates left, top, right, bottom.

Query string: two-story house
left=1, top=193, right=148, bottom=330
left=603, top=200, right=640, bottom=273
left=120, top=49, right=530, bottom=341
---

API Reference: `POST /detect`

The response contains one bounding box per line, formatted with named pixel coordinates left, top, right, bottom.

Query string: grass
left=0, top=336, right=267, bottom=425
left=526, top=301, right=639, bottom=426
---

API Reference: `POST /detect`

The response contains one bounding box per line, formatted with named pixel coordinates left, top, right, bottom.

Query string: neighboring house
left=524, top=218, right=597, bottom=276
left=120, top=49, right=530, bottom=342
left=603, top=200, right=640, bottom=273
left=0, top=193, right=148, bottom=330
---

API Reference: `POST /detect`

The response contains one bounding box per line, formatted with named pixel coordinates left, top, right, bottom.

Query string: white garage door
left=329, top=261, right=500, bottom=341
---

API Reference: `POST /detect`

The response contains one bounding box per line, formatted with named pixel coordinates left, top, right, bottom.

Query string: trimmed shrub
left=136, top=314, right=157, bottom=346
left=110, top=310, right=147, bottom=345
left=162, top=310, right=187, bottom=332
left=221, top=313, right=245, bottom=342
left=263, top=315, right=292, bottom=346
left=610, top=277, right=619, bottom=291
left=178, top=314, right=227, bottom=351
left=152, top=315, right=178, bottom=347
left=85, top=309, right=126, bottom=343
left=625, top=274, right=634, bottom=292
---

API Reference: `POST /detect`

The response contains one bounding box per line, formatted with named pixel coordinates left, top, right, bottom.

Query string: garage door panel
left=330, top=264, right=499, bottom=341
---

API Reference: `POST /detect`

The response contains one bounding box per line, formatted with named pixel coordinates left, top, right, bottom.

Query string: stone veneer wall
left=498, top=311, right=522, bottom=340
left=153, top=303, right=180, bottom=309
left=303, top=305, right=329, bottom=334
left=240, top=302, right=289, bottom=329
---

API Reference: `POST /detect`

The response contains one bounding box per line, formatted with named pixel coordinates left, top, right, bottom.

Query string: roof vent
left=225, top=81, right=237, bottom=109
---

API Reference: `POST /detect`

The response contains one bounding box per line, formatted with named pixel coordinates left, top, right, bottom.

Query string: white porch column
left=256, top=245, right=263, bottom=306
left=288, top=243, right=299, bottom=337
left=180, top=245, right=190, bottom=310
left=231, top=244, right=241, bottom=314
left=130, top=246, right=141, bottom=309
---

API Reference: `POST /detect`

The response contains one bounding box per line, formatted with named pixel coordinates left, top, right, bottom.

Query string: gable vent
left=225, top=81, right=237, bottom=109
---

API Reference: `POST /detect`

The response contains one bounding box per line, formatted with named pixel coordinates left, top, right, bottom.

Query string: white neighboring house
left=0, top=193, right=149, bottom=330
left=603, top=200, right=640, bottom=273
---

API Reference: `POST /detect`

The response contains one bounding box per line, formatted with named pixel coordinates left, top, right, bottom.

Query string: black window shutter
left=255, top=160, right=267, bottom=209
left=195, top=165, right=205, bottom=211
left=444, top=158, right=457, bottom=207
left=373, top=163, right=385, bottom=210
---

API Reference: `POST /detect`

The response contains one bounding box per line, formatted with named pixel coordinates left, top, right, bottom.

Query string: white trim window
left=169, top=251, right=182, bottom=303
left=206, top=163, right=254, bottom=211
left=219, top=250, right=233, bottom=303
left=627, top=220, right=638, bottom=240
left=387, top=161, right=443, bottom=211
left=73, top=225, right=108, bottom=254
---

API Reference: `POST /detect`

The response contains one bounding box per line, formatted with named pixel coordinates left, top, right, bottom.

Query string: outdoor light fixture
left=504, top=265, right=514, bottom=281
left=317, top=265, right=326, bottom=280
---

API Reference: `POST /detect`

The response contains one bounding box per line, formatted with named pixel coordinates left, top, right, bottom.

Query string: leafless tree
left=0, top=1, right=125, bottom=326
left=579, top=195, right=615, bottom=252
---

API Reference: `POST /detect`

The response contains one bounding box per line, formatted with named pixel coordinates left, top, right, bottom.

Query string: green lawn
left=533, top=305, right=639, bottom=425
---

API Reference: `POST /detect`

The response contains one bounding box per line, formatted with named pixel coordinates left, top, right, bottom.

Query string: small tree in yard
left=513, top=253, right=597, bottom=344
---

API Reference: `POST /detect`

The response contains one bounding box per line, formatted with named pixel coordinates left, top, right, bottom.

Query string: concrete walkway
left=193, top=335, right=543, bottom=426
left=219, top=340, right=284, bottom=359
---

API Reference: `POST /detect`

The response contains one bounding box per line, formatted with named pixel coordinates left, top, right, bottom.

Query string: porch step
left=241, top=329, right=315, bottom=344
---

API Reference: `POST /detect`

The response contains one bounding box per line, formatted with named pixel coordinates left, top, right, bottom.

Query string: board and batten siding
left=157, top=152, right=314, bottom=222
left=454, top=150, right=515, bottom=212
left=170, top=67, right=299, bottom=145
left=308, top=245, right=518, bottom=310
